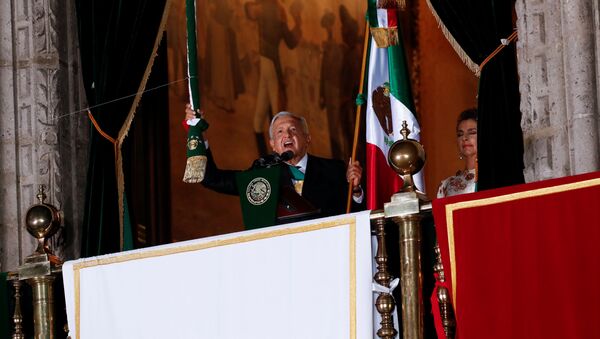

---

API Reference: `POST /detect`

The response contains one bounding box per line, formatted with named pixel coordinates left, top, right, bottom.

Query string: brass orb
left=24, top=185, right=61, bottom=249
left=375, top=293, right=395, bottom=314
left=387, top=138, right=426, bottom=176
left=25, top=204, right=60, bottom=240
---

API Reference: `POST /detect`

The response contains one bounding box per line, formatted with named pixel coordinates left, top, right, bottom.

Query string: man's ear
left=306, top=134, right=312, bottom=145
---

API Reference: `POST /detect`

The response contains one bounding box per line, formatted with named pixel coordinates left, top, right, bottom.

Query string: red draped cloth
left=433, top=171, right=600, bottom=338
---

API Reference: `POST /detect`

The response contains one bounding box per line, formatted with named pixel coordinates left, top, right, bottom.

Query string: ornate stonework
left=0, top=0, right=598, bottom=271
left=516, top=0, right=600, bottom=182
left=0, top=0, right=87, bottom=271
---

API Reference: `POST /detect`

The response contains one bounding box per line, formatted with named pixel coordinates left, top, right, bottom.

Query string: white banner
left=63, top=211, right=373, bottom=339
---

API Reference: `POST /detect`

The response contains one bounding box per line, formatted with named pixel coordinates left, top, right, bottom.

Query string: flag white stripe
left=365, top=34, right=425, bottom=192
left=377, top=9, right=388, bottom=28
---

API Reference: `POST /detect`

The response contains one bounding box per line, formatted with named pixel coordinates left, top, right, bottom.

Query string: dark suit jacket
left=202, top=150, right=361, bottom=218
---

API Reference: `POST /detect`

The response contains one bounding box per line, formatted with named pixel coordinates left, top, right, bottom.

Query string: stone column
left=0, top=0, right=88, bottom=271
left=516, top=0, right=600, bottom=182
left=563, top=1, right=600, bottom=174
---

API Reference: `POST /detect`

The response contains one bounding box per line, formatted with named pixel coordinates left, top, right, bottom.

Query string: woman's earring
left=459, top=154, right=464, bottom=160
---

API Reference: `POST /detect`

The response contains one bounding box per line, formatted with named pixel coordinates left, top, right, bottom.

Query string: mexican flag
left=365, top=0, right=423, bottom=210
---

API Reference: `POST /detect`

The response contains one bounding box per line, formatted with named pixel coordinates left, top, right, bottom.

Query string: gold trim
left=115, top=0, right=173, bottom=250
left=445, top=177, right=600, bottom=311
left=370, top=26, right=400, bottom=48
left=74, top=216, right=360, bottom=338
left=74, top=268, right=80, bottom=339
left=424, top=0, right=479, bottom=76
left=377, top=0, right=406, bottom=9
left=182, top=155, right=207, bottom=183
left=397, top=0, right=406, bottom=10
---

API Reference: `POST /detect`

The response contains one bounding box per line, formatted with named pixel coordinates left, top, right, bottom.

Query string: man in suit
left=185, top=106, right=364, bottom=218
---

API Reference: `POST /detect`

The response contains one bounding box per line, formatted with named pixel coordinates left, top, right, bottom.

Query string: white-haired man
left=185, top=106, right=363, bottom=219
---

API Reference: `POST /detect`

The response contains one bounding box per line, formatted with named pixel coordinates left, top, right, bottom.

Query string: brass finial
left=36, top=185, right=47, bottom=204
left=25, top=185, right=61, bottom=262
left=400, top=121, right=410, bottom=140
left=387, top=120, right=426, bottom=192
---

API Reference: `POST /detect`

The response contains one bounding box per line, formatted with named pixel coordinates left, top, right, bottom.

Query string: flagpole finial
left=387, top=120, right=426, bottom=193
left=400, top=120, right=410, bottom=140
left=377, top=0, right=406, bottom=10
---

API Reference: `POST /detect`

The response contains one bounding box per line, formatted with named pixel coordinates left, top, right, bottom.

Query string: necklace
left=462, top=169, right=475, bottom=181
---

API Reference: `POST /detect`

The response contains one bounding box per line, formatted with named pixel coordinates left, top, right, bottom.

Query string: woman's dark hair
left=456, top=108, right=478, bottom=129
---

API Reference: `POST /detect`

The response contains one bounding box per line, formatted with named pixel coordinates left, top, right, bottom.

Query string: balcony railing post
left=371, top=211, right=398, bottom=338
left=384, top=191, right=426, bottom=339
left=382, top=120, right=429, bottom=339
left=433, top=243, right=456, bottom=339
left=28, top=276, right=56, bottom=338
left=9, top=276, right=25, bottom=339
left=13, top=185, right=63, bottom=339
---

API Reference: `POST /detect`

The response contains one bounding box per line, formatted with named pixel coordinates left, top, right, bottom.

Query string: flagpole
left=183, top=0, right=209, bottom=183
left=346, top=21, right=371, bottom=213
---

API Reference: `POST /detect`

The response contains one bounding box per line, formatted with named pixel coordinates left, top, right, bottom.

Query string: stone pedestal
left=516, top=0, right=600, bottom=182
left=0, top=0, right=88, bottom=271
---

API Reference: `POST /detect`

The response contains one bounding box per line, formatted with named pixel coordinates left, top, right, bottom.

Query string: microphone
left=279, top=150, right=294, bottom=162
left=252, top=155, right=273, bottom=168
left=252, top=151, right=295, bottom=168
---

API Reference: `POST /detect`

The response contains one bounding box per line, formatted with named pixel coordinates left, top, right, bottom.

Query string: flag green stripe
left=367, top=0, right=379, bottom=28
left=0, top=272, right=8, bottom=339
left=387, top=33, right=415, bottom=113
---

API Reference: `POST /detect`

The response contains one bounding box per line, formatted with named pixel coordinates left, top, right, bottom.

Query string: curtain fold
left=427, top=0, right=524, bottom=190
left=76, top=0, right=168, bottom=256
left=0, top=272, right=8, bottom=338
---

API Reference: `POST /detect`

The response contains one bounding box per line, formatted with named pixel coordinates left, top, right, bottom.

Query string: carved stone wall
left=0, top=0, right=88, bottom=271
left=516, top=0, right=600, bottom=182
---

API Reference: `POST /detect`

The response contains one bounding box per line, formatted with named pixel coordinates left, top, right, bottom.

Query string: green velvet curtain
left=0, top=273, right=8, bottom=338
left=76, top=0, right=168, bottom=256
left=427, top=0, right=525, bottom=190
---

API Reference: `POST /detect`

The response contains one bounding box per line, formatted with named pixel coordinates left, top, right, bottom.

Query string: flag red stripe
left=386, top=8, right=398, bottom=28
left=366, top=143, right=403, bottom=210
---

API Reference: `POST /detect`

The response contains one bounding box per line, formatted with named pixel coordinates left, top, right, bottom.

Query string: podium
left=235, top=165, right=319, bottom=229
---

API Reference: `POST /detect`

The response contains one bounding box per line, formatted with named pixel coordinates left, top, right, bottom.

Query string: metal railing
left=370, top=202, right=456, bottom=339
left=6, top=125, right=457, bottom=339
